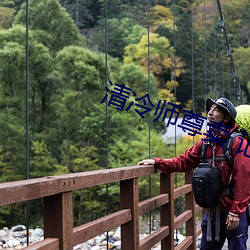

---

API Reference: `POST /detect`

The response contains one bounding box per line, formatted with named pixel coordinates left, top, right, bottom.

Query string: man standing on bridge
left=138, top=97, right=250, bottom=250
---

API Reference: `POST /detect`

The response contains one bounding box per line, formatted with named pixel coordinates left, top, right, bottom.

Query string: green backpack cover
left=235, top=105, right=250, bottom=223
left=235, top=105, right=250, bottom=136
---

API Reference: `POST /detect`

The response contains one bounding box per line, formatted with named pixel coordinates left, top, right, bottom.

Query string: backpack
left=192, top=161, right=221, bottom=208
left=192, top=132, right=241, bottom=208
left=191, top=132, right=242, bottom=242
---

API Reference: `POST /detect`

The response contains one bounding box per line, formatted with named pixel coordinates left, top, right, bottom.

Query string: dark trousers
left=200, top=210, right=249, bottom=250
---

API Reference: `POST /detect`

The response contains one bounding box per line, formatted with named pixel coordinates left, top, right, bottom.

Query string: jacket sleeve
left=153, top=140, right=203, bottom=174
left=230, top=136, right=250, bottom=215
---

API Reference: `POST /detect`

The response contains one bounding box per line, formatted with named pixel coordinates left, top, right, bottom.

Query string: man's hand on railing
left=137, top=159, right=155, bottom=166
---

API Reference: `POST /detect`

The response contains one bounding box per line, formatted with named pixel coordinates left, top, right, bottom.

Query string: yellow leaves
left=124, top=33, right=173, bottom=75
left=176, top=133, right=204, bottom=156
left=158, top=88, right=175, bottom=103
left=158, top=81, right=180, bottom=105
left=183, top=133, right=203, bottom=143
left=149, top=5, right=174, bottom=32
left=174, top=56, right=186, bottom=77
left=124, top=31, right=186, bottom=85
left=0, top=7, right=15, bottom=29
left=152, top=5, right=173, bottom=19
left=194, top=0, right=216, bottom=32
left=183, top=99, right=193, bottom=111
left=166, top=80, right=179, bottom=92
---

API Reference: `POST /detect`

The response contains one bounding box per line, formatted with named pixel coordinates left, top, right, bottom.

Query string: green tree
left=149, top=5, right=174, bottom=33
left=0, top=7, right=15, bottom=29
left=124, top=32, right=185, bottom=91
left=0, top=39, right=27, bottom=180
left=0, top=112, right=26, bottom=180
left=222, top=0, right=250, bottom=46
left=234, top=46, right=250, bottom=102
left=14, top=0, right=84, bottom=52
left=61, top=0, right=101, bottom=28
left=86, top=17, right=137, bottom=60
left=0, top=25, right=56, bottom=132
left=116, top=63, right=157, bottom=97
left=30, top=141, right=57, bottom=177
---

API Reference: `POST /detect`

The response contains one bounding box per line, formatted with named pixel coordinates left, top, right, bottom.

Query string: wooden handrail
left=0, top=165, right=156, bottom=206
left=0, top=165, right=203, bottom=250
left=23, top=238, right=59, bottom=250
left=73, top=209, right=132, bottom=245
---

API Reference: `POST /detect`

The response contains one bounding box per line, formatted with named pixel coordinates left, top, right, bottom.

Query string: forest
left=0, top=0, right=249, bottom=228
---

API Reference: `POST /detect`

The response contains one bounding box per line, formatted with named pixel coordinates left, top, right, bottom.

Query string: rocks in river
left=0, top=225, right=44, bottom=249
left=0, top=225, right=185, bottom=249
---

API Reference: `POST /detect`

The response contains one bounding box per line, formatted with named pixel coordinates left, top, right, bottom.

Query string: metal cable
left=229, top=64, right=231, bottom=100
left=147, top=0, right=152, bottom=234
left=173, top=0, right=179, bottom=245
left=76, top=0, right=79, bottom=27
left=213, top=0, right=217, bottom=96
left=104, top=0, right=109, bottom=247
left=216, top=0, right=242, bottom=104
left=218, top=29, right=225, bottom=96
left=173, top=0, right=177, bottom=160
left=25, top=0, right=30, bottom=245
left=191, top=0, right=195, bottom=145
left=204, top=0, right=207, bottom=98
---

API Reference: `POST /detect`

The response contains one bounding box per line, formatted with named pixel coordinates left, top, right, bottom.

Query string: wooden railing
left=0, top=165, right=203, bottom=250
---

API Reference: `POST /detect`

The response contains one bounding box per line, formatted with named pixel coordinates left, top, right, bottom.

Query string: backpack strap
left=201, top=131, right=242, bottom=167
left=200, top=142, right=208, bottom=162
left=223, top=132, right=242, bottom=170
left=200, top=142, right=221, bottom=242
left=222, top=132, right=242, bottom=200
left=201, top=132, right=242, bottom=242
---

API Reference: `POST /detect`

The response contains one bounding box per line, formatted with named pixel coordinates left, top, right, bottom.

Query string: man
left=138, top=97, right=250, bottom=250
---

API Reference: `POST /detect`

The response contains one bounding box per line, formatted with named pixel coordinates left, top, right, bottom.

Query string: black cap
left=206, top=97, right=237, bottom=119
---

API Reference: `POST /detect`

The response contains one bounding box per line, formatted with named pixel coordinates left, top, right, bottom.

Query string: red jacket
left=154, top=124, right=250, bottom=216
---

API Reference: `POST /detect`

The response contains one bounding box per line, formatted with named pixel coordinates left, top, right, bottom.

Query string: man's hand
left=226, top=213, right=240, bottom=230
left=137, top=159, right=155, bottom=166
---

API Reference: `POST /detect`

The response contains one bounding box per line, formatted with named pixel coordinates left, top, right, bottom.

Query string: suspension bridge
left=0, top=0, right=249, bottom=249
left=0, top=165, right=204, bottom=249
left=1, top=164, right=249, bottom=249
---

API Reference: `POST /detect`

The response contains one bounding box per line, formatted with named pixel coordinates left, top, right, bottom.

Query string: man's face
left=207, top=104, right=226, bottom=124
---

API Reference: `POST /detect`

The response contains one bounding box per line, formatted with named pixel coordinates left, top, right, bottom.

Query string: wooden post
left=44, top=192, right=73, bottom=250
left=185, top=171, right=196, bottom=250
left=161, top=173, right=174, bottom=250
left=120, top=178, right=139, bottom=250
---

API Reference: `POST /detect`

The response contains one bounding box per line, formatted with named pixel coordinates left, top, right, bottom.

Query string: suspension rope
left=228, top=64, right=231, bottom=100
left=218, top=26, right=225, bottom=96
left=213, top=0, right=217, bottom=96
left=147, top=0, right=152, bottom=234
left=203, top=0, right=207, bottom=98
left=25, top=0, right=29, bottom=184
left=25, top=0, right=30, bottom=245
left=172, top=0, right=177, bottom=193
left=222, top=59, right=225, bottom=96
left=173, top=0, right=177, bottom=163
left=172, top=0, right=179, bottom=245
left=216, top=0, right=242, bottom=104
left=76, top=0, right=79, bottom=27
left=191, top=0, right=195, bottom=145
left=104, top=0, right=109, bottom=248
